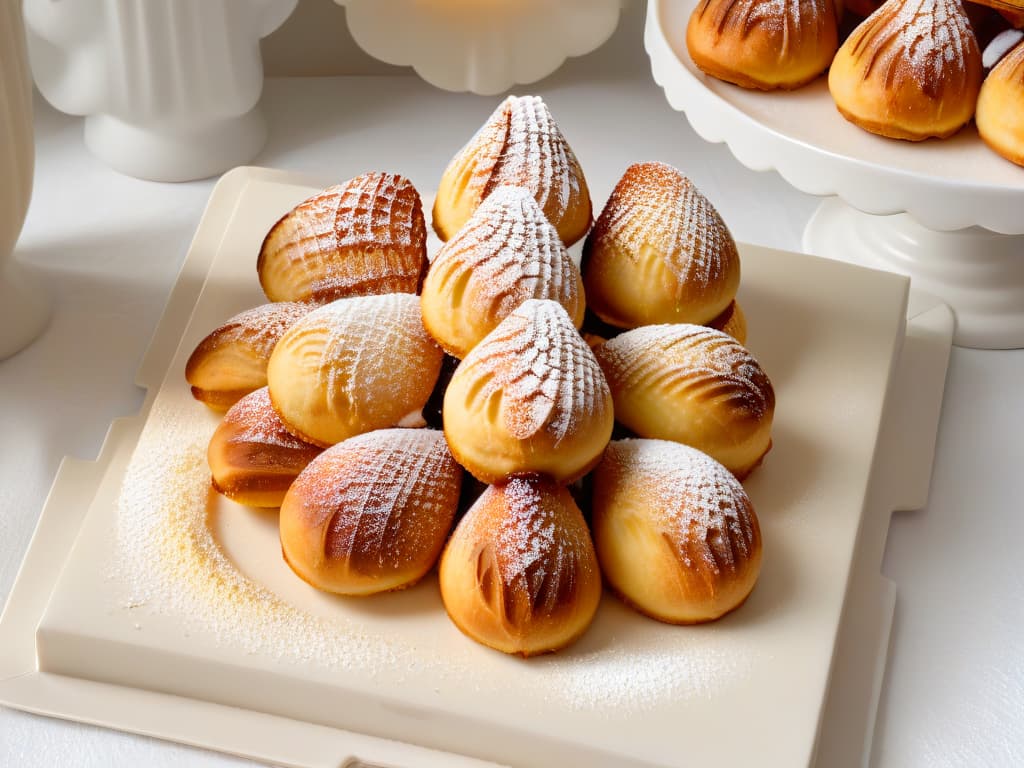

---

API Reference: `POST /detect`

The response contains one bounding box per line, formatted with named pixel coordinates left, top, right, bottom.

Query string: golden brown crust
left=595, top=324, right=774, bottom=478
left=266, top=293, right=443, bottom=447
left=582, top=162, right=740, bottom=329
left=686, top=0, right=840, bottom=90
left=185, top=302, right=314, bottom=411
left=442, top=299, right=614, bottom=484
left=438, top=477, right=602, bottom=656
left=706, top=300, right=747, bottom=344
left=433, top=96, right=592, bottom=247
left=591, top=439, right=763, bottom=624
left=829, top=0, right=983, bottom=141
left=207, top=388, right=322, bottom=508
left=279, top=429, right=462, bottom=596
left=258, top=172, right=427, bottom=304
left=421, top=186, right=585, bottom=359
left=977, top=41, right=1024, bottom=166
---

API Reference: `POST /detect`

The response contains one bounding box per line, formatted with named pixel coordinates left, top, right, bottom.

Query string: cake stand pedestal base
left=804, top=198, right=1024, bottom=350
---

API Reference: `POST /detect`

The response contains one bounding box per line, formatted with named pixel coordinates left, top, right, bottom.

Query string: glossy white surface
left=24, top=0, right=297, bottom=182
left=1, top=6, right=1022, bottom=766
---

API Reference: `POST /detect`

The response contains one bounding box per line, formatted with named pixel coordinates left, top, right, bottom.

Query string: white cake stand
left=645, top=0, right=1024, bottom=349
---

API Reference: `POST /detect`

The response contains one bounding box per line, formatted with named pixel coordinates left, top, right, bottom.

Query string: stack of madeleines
left=185, top=95, right=774, bottom=657
left=685, top=0, right=1024, bottom=166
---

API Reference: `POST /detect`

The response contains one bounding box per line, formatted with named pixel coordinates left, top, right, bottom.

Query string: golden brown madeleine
left=829, top=0, right=983, bottom=140
left=421, top=185, right=585, bottom=359
left=706, top=300, right=747, bottom=344
left=686, top=0, right=840, bottom=90
left=280, top=429, right=462, bottom=595
left=185, top=302, right=315, bottom=411
left=258, top=172, right=427, bottom=303
left=977, top=39, right=1024, bottom=166
left=591, top=439, right=762, bottom=624
left=207, top=387, right=322, bottom=508
left=443, top=299, right=614, bottom=484
left=439, top=477, right=601, bottom=656
left=267, top=293, right=443, bottom=447
left=433, top=95, right=592, bottom=247
left=595, top=324, right=774, bottom=478
left=582, top=162, right=740, bottom=329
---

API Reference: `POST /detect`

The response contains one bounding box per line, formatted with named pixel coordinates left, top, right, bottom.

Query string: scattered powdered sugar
left=591, top=162, right=738, bottom=296
left=599, top=323, right=773, bottom=419
left=296, top=429, right=458, bottom=566
left=224, top=387, right=313, bottom=450
left=112, top=391, right=755, bottom=711
left=453, top=95, right=584, bottom=224
left=430, top=185, right=580, bottom=322
left=604, top=439, right=757, bottom=572
left=113, top=395, right=407, bottom=670
left=194, top=302, right=313, bottom=360
left=460, top=299, right=611, bottom=442
left=849, top=0, right=978, bottom=97
left=263, top=172, right=426, bottom=300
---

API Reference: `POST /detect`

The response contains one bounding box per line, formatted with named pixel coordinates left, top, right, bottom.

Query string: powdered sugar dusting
left=447, top=95, right=587, bottom=231
left=604, top=439, right=757, bottom=572
left=426, top=185, right=581, bottom=344
left=276, top=293, right=438, bottom=412
left=588, top=162, right=738, bottom=296
left=261, top=172, right=427, bottom=301
left=223, top=387, right=312, bottom=450
left=294, top=429, right=459, bottom=568
left=848, top=0, right=979, bottom=97
left=193, top=302, right=313, bottom=361
left=459, top=299, right=611, bottom=442
left=697, top=0, right=828, bottom=38
left=599, top=324, right=772, bottom=420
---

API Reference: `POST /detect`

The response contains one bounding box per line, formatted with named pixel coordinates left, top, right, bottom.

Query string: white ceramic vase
left=339, top=0, right=623, bottom=95
left=24, top=0, right=298, bottom=182
left=0, top=0, right=49, bottom=360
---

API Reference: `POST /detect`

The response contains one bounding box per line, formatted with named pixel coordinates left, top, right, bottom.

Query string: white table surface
left=2, top=8, right=1023, bottom=767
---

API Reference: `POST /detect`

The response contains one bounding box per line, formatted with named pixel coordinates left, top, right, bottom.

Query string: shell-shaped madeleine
left=686, top=0, right=840, bottom=90
left=443, top=299, right=614, bottom=483
left=433, top=95, right=592, bottom=247
left=595, top=324, right=774, bottom=478
left=591, top=439, right=762, bottom=624
left=280, top=429, right=462, bottom=595
left=421, top=185, right=585, bottom=359
left=439, top=477, right=601, bottom=656
left=582, top=162, right=740, bottom=329
left=185, top=302, right=315, bottom=410
left=977, top=40, right=1024, bottom=166
left=267, top=293, right=443, bottom=447
left=258, top=172, right=428, bottom=303
left=208, top=388, right=323, bottom=508
left=829, top=0, right=982, bottom=140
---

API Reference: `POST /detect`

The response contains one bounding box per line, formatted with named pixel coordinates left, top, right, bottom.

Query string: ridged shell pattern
left=444, top=96, right=586, bottom=230
left=465, top=480, right=595, bottom=622
left=197, top=302, right=313, bottom=360
left=458, top=299, right=611, bottom=443
left=296, top=430, right=460, bottom=571
left=422, top=185, right=583, bottom=356
left=259, top=172, right=427, bottom=303
left=845, top=0, right=979, bottom=100
left=604, top=440, right=757, bottom=573
left=587, top=162, right=738, bottom=302
left=224, top=387, right=312, bottom=452
left=598, top=324, right=772, bottom=421
left=694, top=0, right=834, bottom=44
left=990, top=38, right=1024, bottom=85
